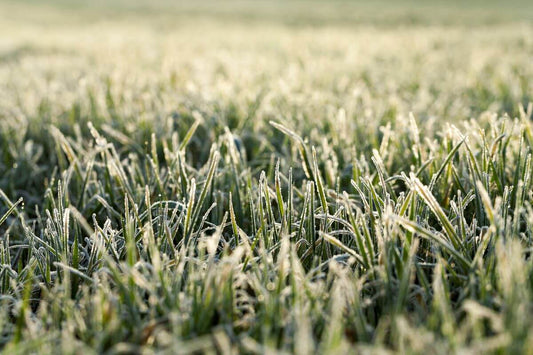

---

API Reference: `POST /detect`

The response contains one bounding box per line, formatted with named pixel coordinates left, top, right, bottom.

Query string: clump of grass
left=1, top=1, right=533, bottom=353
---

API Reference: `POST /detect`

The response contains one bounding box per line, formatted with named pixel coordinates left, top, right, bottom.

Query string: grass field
left=1, top=0, right=533, bottom=353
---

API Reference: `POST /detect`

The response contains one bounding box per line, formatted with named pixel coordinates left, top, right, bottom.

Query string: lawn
left=1, top=0, right=533, bottom=353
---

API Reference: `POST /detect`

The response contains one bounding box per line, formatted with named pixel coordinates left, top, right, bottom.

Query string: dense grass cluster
left=1, top=1, right=533, bottom=353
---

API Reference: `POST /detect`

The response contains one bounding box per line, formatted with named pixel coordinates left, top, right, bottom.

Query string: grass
left=1, top=0, right=533, bottom=353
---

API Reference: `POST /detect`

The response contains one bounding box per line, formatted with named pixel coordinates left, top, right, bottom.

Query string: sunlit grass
left=1, top=1, right=533, bottom=353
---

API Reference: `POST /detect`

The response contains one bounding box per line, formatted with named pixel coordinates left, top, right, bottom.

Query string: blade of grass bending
left=429, top=137, right=465, bottom=191
left=53, top=262, right=94, bottom=284
left=320, top=232, right=365, bottom=265
left=0, top=197, right=23, bottom=227
left=409, top=174, right=465, bottom=254
left=312, top=147, right=328, bottom=215
left=69, top=205, right=95, bottom=236
left=372, top=149, right=396, bottom=200
left=270, top=121, right=314, bottom=182
left=394, top=216, right=470, bottom=271
left=341, top=193, right=371, bottom=269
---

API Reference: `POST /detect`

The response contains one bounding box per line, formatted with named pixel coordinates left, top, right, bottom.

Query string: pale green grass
left=1, top=1, right=533, bottom=353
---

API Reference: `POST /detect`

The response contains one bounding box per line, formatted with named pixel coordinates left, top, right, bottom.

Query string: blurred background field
left=1, top=0, right=532, bottom=141
left=3, top=0, right=533, bottom=26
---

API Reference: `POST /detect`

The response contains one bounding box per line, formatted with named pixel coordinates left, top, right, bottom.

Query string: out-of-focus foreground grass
left=1, top=0, right=533, bottom=353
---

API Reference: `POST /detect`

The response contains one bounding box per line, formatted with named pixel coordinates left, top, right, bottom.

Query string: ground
left=1, top=0, right=533, bottom=353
